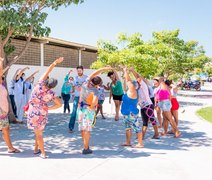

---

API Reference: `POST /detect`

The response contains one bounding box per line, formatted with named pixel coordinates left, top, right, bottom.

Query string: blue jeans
left=68, top=96, right=79, bottom=130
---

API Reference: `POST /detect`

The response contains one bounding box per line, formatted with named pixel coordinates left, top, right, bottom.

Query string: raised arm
left=3, top=66, right=10, bottom=74
left=130, top=67, right=144, bottom=80
left=25, top=70, right=39, bottom=82
left=39, top=57, right=64, bottom=81
left=89, top=66, right=113, bottom=80
left=16, top=67, right=30, bottom=80
left=12, top=68, right=22, bottom=80
left=113, top=69, right=120, bottom=81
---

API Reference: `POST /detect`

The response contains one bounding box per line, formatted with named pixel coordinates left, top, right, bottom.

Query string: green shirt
left=110, top=80, right=124, bottom=96
left=61, top=75, right=73, bottom=94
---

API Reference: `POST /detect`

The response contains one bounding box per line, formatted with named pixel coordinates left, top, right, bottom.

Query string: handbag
left=23, top=103, right=29, bottom=112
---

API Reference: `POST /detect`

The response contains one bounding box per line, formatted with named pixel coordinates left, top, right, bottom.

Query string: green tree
left=92, top=29, right=210, bottom=79
left=0, top=0, right=84, bottom=122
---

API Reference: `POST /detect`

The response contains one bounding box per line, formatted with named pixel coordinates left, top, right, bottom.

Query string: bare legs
left=155, top=106, right=163, bottom=128
left=114, top=100, right=122, bottom=121
left=171, top=110, right=179, bottom=126
left=81, top=130, right=90, bottom=150
left=123, top=129, right=144, bottom=148
left=2, top=126, right=20, bottom=152
left=96, top=104, right=105, bottom=119
left=34, top=129, right=46, bottom=158
left=162, top=111, right=180, bottom=137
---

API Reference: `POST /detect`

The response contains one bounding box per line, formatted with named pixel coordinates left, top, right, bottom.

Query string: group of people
left=0, top=56, right=181, bottom=158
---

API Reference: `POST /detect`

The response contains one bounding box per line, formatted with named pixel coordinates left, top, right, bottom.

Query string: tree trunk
left=4, top=56, right=18, bottom=123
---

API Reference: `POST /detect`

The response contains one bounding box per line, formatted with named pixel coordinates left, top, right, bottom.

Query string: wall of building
left=6, top=65, right=111, bottom=96
left=6, top=38, right=102, bottom=95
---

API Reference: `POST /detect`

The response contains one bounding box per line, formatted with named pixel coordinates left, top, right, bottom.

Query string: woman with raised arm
left=27, top=57, right=63, bottom=159
left=120, top=66, right=144, bottom=148
left=130, top=68, right=160, bottom=139
left=107, top=69, right=124, bottom=121
left=0, top=57, right=20, bottom=153
left=77, top=66, right=113, bottom=154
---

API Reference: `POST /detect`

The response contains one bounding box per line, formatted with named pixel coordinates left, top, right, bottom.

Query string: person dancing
left=27, top=57, right=63, bottom=158
left=0, top=57, right=20, bottom=153
left=77, top=66, right=113, bottom=154
left=121, top=66, right=144, bottom=148
left=130, top=68, right=159, bottom=139
left=107, top=70, right=124, bottom=121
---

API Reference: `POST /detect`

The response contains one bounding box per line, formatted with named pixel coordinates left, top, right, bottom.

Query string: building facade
left=8, top=37, right=98, bottom=68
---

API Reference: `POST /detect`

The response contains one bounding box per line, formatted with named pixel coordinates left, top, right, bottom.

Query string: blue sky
left=45, top=0, right=212, bottom=57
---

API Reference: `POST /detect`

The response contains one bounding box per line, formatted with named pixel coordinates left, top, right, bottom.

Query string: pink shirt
left=0, top=84, right=9, bottom=113
left=155, top=87, right=170, bottom=101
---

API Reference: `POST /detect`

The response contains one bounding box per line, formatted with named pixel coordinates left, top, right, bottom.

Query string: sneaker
left=82, top=148, right=93, bottom=155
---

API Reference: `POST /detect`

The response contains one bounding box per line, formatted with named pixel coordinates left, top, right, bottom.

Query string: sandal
left=33, top=149, right=41, bottom=155
left=8, top=148, right=21, bottom=153
left=174, top=131, right=181, bottom=138
left=121, top=143, right=132, bottom=147
left=39, top=154, right=48, bottom=159
left=131, top=143, right=144, bottom=148
left=152, top=135, right=160, bottom=139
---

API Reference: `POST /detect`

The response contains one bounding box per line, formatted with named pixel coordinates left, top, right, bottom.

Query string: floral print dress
left=27, top=80, right=55, bottom=130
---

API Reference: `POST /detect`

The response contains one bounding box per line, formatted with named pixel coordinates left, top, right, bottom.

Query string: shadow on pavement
left=1, top=112, right=212, bottom=159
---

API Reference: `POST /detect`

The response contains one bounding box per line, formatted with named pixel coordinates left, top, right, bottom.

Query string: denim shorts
left=158, top=99, right=172, bottom=112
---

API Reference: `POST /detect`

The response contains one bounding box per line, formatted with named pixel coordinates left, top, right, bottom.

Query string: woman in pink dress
left=27, top=57, right=63, bottom=158
left=0, top=57, right=20, bottom=153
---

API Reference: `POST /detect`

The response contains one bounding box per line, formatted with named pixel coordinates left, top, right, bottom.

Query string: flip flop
left=174, top=132, right=181, bottom=138
left=8, top=149, right=21, bottom=153
left=131, top=144, right=144, bottom=148
left=39, top=154, right=48, bottom=159
left=121, top=143, right=132, bottom=147
left=33, top=149, right=41, bottom=155
left=152, top=135, right=160, bottom=139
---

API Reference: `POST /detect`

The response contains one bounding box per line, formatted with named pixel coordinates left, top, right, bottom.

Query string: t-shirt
left=79, top=78, right=99, bottom=107
left=74, top=75, right=88, bottom=97
left=138, top=80, right=152, bottom=109
left=148, top=85, right=154, bottom=98
left=0, top=84, right=9, bottom=113
left=98, top=86, right=105, bottom=100
left=61, top=75, right=73, bottom=94
left=110, top=80, right=124, bottom=96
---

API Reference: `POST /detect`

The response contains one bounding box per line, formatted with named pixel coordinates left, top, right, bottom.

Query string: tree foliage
left=91, top=29, right=210, bottom=79
left=0, top=0, right=84, bottom=63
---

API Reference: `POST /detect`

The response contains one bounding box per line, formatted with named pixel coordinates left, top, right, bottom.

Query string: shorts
left=158, top=99, right=172, bottom=112
left=112, top=94, right=123, bottom=101
left=98, top=100, right=104, bottom=105
left=77, top=107, right=95, bottom=132
left=123, top=113, right=141, bottom=133
left=0, top=108, right=9, bottom=130
left=140, top=104, right=157, bottom=127
left=171, top=98, right=179, bottom=110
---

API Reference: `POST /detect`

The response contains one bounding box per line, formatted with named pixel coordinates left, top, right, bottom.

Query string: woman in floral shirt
left=27, top=57, right=63, bottom=158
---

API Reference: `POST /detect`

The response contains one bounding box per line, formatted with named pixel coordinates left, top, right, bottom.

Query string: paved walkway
left=0, top=83, right=212, bottom=180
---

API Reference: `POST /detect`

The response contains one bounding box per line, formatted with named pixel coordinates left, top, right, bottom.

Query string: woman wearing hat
left=27, top=57, right=63, bottom=158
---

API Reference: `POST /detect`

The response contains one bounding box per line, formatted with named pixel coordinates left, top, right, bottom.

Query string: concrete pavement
left=0, top=83, right=212, bottom=180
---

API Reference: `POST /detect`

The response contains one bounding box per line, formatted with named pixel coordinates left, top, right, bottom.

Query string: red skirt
left=171, top=97, right=179, bottom=110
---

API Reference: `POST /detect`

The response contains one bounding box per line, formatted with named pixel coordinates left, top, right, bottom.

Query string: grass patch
left=196, top=106, right=212, bottom=123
